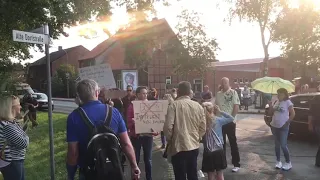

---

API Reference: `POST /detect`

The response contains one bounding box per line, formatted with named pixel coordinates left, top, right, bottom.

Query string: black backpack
left=77, top=105, right=125, bottom=180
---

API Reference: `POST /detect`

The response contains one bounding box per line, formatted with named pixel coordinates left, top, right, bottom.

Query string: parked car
left=32, top=93, right=54, bottom=110
left=15, top=83, right=34, bottom=99
left=33, top=89, right=41, bottom=93
left=289, top=93, right=320, bottom=135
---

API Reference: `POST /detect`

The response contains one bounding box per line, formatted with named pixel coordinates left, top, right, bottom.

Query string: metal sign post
left=12, top=25, right=55, bottom=180
left=44, top=23, right=56, bottom=180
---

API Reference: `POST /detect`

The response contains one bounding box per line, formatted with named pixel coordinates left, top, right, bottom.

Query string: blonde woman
left=202, top=102, right=234, bottom=180
left=0, top=95, right=29, bottom=180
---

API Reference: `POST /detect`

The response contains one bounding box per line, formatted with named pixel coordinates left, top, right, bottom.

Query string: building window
left=80, top=59, right=95, bottom=68
left=244, top=78, right=249, bottom=84
left=233, top=78, right=238, bottom=84
left=117, top=80, right=123, bottom=90
left=194, top=79, right=203, bottom=93
left=165, top=76, right=171, bottom=84
left=239, top=78, right=243, bottom=84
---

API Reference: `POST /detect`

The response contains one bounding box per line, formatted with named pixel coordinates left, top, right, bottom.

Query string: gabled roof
left=30, top=45, right=86, bottom=66
left=79, top=38, right=118, bottom=61
left=79, top=18, right=172, bottom=61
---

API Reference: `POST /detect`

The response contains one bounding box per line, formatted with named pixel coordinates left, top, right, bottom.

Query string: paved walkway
left=239, top=107, right=264, bottom=114
left=124, top=119, right=320, bottom=180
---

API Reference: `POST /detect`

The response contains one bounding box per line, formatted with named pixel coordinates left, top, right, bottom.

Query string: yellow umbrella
left=251, top=77, right=295, bottom=94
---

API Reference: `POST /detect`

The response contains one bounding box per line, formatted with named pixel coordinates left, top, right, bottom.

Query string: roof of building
left=30, top=45, right=86, bottom=66
left=79, top=38, right=118, bottom=61
left=213, top=57, right=279, bottom=67
left=79, top=18, right=172, bottom=61
left=210, top=57, right=280, bottom=72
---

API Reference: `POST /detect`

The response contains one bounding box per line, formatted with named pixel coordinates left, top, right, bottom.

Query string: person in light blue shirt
left=201, top=102, right=234, bottom=180
left=268, top=88, right=295, bottom=171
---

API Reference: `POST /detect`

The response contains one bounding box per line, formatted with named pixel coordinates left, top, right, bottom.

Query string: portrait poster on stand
left=122, top=70, right=138, bottom=90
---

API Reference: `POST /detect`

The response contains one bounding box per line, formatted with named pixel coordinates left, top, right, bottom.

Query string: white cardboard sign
left=79, top=63, right=116, bottom=89
left=133, top=100, right=169, bottom=134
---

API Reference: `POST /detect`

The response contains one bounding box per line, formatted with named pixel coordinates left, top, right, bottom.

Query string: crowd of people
left=0, top=76, right=319, bottom=180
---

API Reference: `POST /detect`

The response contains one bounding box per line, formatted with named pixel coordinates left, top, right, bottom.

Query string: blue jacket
left=212, top=112, right=234, bottom=144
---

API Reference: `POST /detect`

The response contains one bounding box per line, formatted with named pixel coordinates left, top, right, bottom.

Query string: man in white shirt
left=215, top=77, right=241, bottom=172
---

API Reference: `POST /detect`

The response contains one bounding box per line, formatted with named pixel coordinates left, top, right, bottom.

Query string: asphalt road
left=53, top=99, right=77, bottom=114
left=52, top=100, right=320, bottom=179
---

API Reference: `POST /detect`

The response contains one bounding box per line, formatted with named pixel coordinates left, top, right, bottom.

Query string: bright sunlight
left=290, top=0, right=320, bottom=9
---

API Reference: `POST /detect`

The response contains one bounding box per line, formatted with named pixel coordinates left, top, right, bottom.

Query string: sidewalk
left=124, top=131, right=320, bottom=180
left=238, top=106, right=264, bottom=114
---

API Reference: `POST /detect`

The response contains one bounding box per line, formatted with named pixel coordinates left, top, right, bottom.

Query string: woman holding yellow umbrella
left=252, top=77, right=296, bottom=171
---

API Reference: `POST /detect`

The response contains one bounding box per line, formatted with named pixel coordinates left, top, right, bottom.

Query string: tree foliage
left=0, top=61, right=25, bottom=95
left=222, top=0, right=287, bottom=75
left=52, top=64, right=78, bottom=98
left=167, top=9, right=219, bottom=76
left=273, top=1, right=320, bottom=77
left=0, top=0, right=171, bottom=61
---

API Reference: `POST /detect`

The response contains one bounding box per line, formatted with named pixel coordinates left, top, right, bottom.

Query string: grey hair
left=76, top=79, right=99, bottom=103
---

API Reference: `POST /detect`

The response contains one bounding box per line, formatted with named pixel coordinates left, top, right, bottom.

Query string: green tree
left=167, top=9, right=219, bottom=77
left=52, top=64, right=78, bottom=98
left=0, top=0, right=171, bottom=61
left=0, top=61, right=26, bottom=95
left=222, top=0, right=288, bottom=76
left=273, top=1, right=320, bottom=77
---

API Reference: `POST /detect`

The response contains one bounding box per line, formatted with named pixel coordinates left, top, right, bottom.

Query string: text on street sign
left=13, top=30, right=49, bottom=44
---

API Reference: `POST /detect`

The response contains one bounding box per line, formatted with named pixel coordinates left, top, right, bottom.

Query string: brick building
left=78, top=18, right=292, bottom=97
left=79, top=18, right=213, bottom=97
left=209, top=57, right=293, bottom=95
left=27, top=45, right=89, bottom=91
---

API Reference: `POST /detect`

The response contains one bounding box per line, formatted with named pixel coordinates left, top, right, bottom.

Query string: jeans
left=316, top=142, right=320, bottom=167
left=171, top=149, right=199, bottom=180
left=315, top=126, right=320, bottom=166
left=222, top=122, right=241, bottom=167
left=131, top=136, right=153, bottom=180
left=271, top=123, right=290, bottom=163
left=160, top=131, right=166, bottom=145
left=0, top=160, right=25, bottom=180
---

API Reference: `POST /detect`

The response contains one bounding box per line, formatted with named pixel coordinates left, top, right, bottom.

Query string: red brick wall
left=52, top=46, right=89, bottom=74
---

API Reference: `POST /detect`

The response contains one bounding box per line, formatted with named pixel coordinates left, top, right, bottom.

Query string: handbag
left=204, top=128, right=223, bottom=152
left=264, top=101, right=278, bottom=127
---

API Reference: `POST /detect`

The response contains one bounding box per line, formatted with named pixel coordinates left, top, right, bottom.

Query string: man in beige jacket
left=163, top=81, right=206, bottom=180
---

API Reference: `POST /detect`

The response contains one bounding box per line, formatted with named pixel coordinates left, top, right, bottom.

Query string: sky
left=22, top=0, right=317, bottom=64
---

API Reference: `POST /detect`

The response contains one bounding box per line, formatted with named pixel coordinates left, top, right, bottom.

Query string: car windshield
left=32, top=94, right=47, bottom=100
left=16, top=90, right=28, bottom=96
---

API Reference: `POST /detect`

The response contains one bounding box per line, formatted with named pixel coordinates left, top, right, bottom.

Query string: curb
left=238, top=111, right=264, bottom=115
left=52, top=98, right=74, bottom=102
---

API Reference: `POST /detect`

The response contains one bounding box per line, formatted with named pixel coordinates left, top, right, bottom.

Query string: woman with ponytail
left=201, top=102, right=234, bottom=180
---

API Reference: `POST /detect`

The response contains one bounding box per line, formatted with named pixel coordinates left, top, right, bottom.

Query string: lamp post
left=66, top=72, right=70, bottom=98
left=60, top=47, right=70, bottom=98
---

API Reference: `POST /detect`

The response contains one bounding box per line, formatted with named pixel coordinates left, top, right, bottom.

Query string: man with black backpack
left=66, top=79, right=140, bottom=180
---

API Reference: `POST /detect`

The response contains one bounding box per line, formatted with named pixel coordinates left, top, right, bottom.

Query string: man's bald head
left=221, top=77, right=230, bottom=91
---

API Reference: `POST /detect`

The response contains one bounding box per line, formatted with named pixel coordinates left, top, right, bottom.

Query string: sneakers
left=282, top=162, right=292, bottom=171
left=232, top=167, right=240, bottom=172
left=275, top=161, right=282, bottom=169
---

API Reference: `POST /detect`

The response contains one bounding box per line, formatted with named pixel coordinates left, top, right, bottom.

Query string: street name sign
left=12, top=30, right=48, bottom=44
